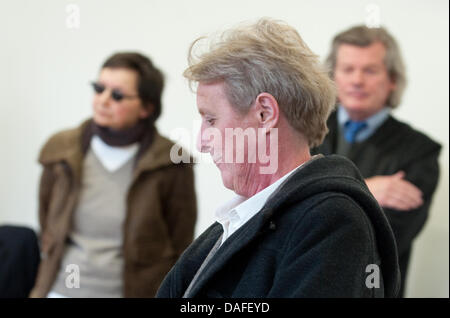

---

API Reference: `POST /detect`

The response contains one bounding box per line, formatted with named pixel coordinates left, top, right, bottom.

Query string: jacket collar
left=183, top=207, right=275, bottom=298
left=38, top=119, right=178, bottom=181
left=132, top=129, right=180, bottom=179
left=38, top=120, right=89, bottom=181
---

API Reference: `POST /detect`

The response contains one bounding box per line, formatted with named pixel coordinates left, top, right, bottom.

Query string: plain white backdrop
left=0, top=0, right=448, bottom=297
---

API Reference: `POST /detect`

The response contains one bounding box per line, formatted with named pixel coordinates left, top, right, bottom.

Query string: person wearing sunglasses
left=29, top=52, right=197, bottom=298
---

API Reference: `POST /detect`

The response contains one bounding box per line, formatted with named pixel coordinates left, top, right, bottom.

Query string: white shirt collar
left=91, top=135, right=139, bottom=172
left=215, top=159, right=310, bottom=245
left=337, top=105, right=391, bottom=142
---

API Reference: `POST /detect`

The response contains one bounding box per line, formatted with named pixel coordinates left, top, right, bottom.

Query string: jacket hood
left=265, top=154, right=401, bottom=298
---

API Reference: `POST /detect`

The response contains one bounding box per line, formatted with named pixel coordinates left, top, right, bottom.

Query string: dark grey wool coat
left=157, top=155, right=400, bottom=298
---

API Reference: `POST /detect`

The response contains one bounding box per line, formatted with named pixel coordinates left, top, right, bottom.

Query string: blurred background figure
left=0, top=225, right=40, bottom=298
left=314, top=25, right=442, bottom=297
left=29, top=52, right=197, bottom=297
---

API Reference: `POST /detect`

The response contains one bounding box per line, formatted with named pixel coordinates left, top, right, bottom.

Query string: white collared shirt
left=215, top=160, right=310, bottom=246
left=91, top=135, right=139, bottom=172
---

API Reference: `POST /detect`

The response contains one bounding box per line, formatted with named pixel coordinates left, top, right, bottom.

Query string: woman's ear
left=254, top=93, right=279, bottom=130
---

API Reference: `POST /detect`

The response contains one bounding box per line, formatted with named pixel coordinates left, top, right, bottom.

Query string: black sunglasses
left=91, top=82, right=139, bottom=102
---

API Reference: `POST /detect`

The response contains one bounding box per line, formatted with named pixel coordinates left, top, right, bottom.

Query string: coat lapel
left=132, top=131, right=175, bottom=181
left=38, top=120, right=88, bottom=184
left=326, top=111, right=339, bottom=154
left=39, top=120, right=178, bottom=184
left=187, top=207, right=274, bottom=297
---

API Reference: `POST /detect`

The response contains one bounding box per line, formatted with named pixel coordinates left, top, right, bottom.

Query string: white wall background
left=0, top=0, right=447, bottom=298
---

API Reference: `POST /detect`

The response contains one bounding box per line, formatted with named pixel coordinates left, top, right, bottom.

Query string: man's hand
left=365, top=171, right=423, bottom=211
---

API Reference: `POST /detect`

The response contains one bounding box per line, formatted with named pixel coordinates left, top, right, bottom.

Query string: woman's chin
left=93, top=116, right=111, bottom=127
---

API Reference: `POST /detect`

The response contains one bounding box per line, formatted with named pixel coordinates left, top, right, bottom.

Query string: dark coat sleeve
left=382, top=136, right=441, bottom=254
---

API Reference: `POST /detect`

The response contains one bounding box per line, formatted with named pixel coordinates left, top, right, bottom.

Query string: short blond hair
left=325, top=25, right=406, bottom=108
left=183, top=18, right=336, bottom=148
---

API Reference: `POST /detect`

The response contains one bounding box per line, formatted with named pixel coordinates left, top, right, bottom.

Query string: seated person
left=157, top=19, right=400, bottom=298
left=29, top=52, right=197, bottom=298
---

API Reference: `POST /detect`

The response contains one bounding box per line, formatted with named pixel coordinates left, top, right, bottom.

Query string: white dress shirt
left=215, top=159, right=315, bottom=246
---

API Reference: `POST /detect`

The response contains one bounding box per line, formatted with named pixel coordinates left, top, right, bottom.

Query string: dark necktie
left=344, top=120, right=368, bottom=143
